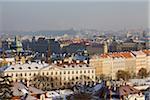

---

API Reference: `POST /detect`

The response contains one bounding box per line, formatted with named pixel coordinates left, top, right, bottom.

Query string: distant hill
left=11, top=29, right=77, bottom=36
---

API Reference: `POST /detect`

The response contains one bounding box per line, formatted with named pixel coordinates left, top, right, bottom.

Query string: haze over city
left=0, top=0, right=149, bottom=33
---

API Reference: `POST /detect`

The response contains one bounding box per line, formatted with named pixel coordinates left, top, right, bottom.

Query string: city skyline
left=0, top=0, right=149, bottom=32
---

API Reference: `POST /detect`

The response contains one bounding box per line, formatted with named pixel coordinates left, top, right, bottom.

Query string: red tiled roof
left=143, top=50, right=150, bottom=55
left=120, top=52, right=133, bottom=58
left=118, top=85, right=140, bottom=96
left=109, top=53, right=124, bottom=58
left=100, top=54, right=109, bottom=58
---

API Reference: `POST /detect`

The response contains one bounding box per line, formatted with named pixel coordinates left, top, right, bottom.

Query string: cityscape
left=0, top=0, right=150, bottom=100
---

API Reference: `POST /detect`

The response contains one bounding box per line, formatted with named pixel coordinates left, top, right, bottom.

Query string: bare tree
left=116, top=70, right=131, bottom=81
left=31, top=74, right=61, bottom=91
left=0, top=72, right=13, bottom=100
left=138, top=68, right=148, bottom=78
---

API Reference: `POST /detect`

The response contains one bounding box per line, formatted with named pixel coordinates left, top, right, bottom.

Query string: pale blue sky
left=0, top=0, right=149, bottom=32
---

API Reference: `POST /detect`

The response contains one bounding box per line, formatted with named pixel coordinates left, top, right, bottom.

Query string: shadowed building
left=22, top=37, right=61, bottom=55
left=11, top=36, right=23, bottom=52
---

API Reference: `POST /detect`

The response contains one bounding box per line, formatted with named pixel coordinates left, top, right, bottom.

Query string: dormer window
left=28, top=67, right=31, bottom=69
left=35, top=67, right=38, bottom=69
left=19, top=67, right=22, bottom=70
left=11, top=68, right=14, bottom=70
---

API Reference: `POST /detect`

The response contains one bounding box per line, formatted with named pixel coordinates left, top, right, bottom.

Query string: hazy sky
left=0, top=0, right=149, bottom=32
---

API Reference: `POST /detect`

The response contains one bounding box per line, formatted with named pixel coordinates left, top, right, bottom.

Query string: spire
left=104, top=41, right=108, bottom=54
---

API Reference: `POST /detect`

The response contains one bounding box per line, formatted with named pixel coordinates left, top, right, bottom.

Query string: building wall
left=4, top=64, right=95, bottom=89
left=146, top=55, right=150, bottom=71
left=101, top=58, right=112, bottom=78
left=60, top=67, right=95, bottom=86
left=125, top=58, right=136, bottom=75
left=90, top=56, right=113, bottom=79
left=111, top=58, right=126, bottom=79
left=90, top=57, right=102, bottom=76
left=4, top=70, right=39, bottom=82
left=135, top=54, right=147, bottom=74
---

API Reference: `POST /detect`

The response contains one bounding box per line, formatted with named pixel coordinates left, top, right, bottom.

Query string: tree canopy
left=116, top=70, right=131, bottom=81
left=138, top=68, right=148, bottom=78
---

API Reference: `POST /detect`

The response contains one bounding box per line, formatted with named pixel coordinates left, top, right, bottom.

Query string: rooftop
left=5, top=62, right=48, bottom=72
left=143, top=50, right=150, bottom=56
left=132, top=51, right=146, bottom=56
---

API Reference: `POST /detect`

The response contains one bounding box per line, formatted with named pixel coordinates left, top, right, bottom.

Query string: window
left=80, top=71, right=82, bottom=74
left=55, top=72, right=57, bottom=75
left=64, top=71, right=66, bottom=74
left=68, top=71, right=70, bottom=74
left=28, top=67, right=31, bottom=69
left=19, top=67, right=22, bottom=70
left=84, top=71, right=86, bottom=73
left=29, top=73, right=31, bottom=76
left=88, top=70, right=90, bottom=73
left=92, top=70, right=94, bottom=73
left=47, top=72, right=49, bottom=75
left=16, top=73, right=18, bottom=77
left=76, top=77, right=78, bottom=80
left=20, top=73, right=22, bottom=76
left=72, top=71, right=74, bottom=74
left=51, top=77, right=53, bottom=81
left=34, top=73, right=36, bottom=76
left=24, top=73, right=27, bottom=76
left=51, top=83, right=54, bottom=87
left=76, top=71, right=78, bottom=74
left=72, top=77, right=75, bottom=81
left=92, top=76, right=94, bottom=79
left=123, top=89, right=127, bottom=93
left=42, top=72, right=44, bottom=76
left=51, top=72, right=53, bottom=75
left=60, top=72, right=61, bottom=75
left=35, top=67, right=38, bottom=69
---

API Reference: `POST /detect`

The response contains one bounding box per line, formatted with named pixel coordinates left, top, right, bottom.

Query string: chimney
left=38, top=61, right=41, bottom=64
left=76, top=60, right=80, bottom=63
left=59, top=60, right=62, bottom=64
left=28, top=60, right=31, bottom=64
left=42, top=61, right=45, bottom=64
left=84, top=60, right=87, bottom=64
left=54, top=61, right=57, bottom=64
left=69, top=60, right=72, bottom=64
